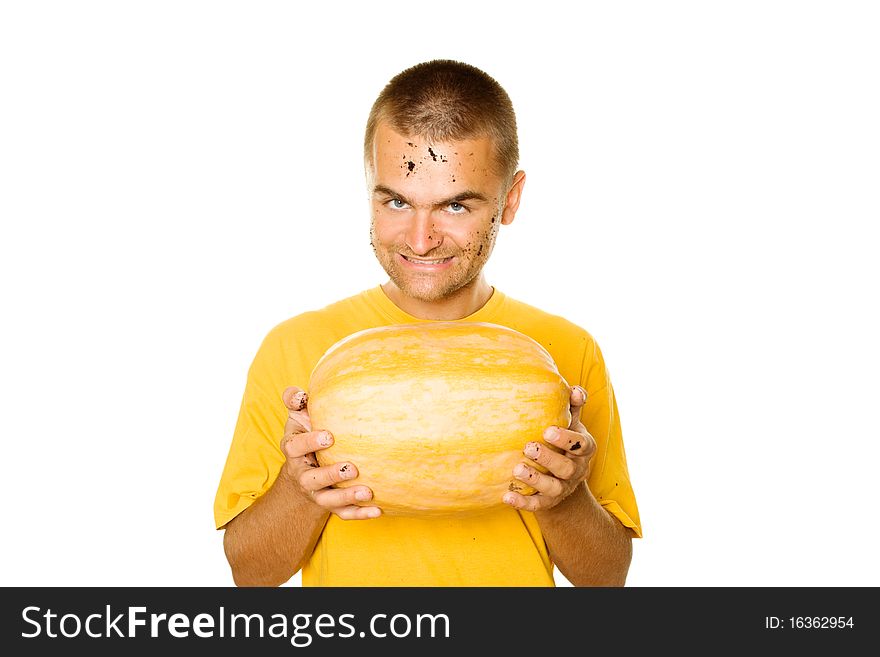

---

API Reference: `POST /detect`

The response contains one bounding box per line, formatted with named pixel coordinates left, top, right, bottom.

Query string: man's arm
left=535, top=484, right=632, bottom=586
left=504, top=385, right=633, bottom=586
left=222, top=387, right=380, bottom=587
left=222, top=467, right=329, bottom=587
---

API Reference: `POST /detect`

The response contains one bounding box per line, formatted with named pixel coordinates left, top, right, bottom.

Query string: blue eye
left=388, top=199, right=407, bottom=209
left=448, top=202, right=466, bottom=213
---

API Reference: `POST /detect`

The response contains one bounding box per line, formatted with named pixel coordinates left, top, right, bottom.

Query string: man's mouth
left=400, top=255, right=453, bottom=265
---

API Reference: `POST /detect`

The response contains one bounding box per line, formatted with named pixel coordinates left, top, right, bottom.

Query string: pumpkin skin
left=307, top=321, right=572, bottom=516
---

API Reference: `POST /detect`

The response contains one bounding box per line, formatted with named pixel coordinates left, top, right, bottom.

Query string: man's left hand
left=503, top=385, right=596, bottom=512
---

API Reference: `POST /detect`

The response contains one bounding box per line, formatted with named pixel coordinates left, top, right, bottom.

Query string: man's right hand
left=280, top=386, right=381, bottom=520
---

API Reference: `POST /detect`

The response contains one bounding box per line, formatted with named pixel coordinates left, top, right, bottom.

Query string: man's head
left=365, top=60, right=526, bottom=318
left=364, top=59, right=519, bottom=188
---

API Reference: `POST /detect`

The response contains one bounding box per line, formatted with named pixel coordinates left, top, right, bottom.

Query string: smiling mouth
left=401, top=255, right=453, bottom=265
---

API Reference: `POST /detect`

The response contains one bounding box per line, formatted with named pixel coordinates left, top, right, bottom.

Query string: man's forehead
left=368, top=122, right=504, bottom=201
left=373, top=122, right=495, bottom=161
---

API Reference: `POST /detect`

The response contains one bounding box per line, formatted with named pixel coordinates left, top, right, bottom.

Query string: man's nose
left=404, top=210, right=442, bottom=255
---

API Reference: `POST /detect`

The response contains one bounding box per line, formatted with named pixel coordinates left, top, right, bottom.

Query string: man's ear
left=500, top=170, right=526, bottom=225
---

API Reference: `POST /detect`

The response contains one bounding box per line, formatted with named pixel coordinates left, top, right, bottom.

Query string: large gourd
left=307, top=321, right=572, bottom=516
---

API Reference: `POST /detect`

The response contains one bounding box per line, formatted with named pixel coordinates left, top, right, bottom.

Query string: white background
left=1, top=1, right=878, bottom=587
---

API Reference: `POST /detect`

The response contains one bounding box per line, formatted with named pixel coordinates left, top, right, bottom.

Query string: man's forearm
left=536, top=483, right=633, bottom=587
left=222, top=466, right=329, bottom=586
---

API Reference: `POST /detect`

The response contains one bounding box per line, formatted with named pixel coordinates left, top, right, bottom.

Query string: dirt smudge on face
left=427, top=147, right=448, bottom=163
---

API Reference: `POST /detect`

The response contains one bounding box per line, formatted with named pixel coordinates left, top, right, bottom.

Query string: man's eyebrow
left=373, top=185, right=409, bottom=202
left=442, top=190, right=489, bottom=205
left=372, top=185, right=489, bottom=206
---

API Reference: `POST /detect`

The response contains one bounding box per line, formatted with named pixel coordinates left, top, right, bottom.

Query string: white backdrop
left=1, top=1, right=878, bottom=587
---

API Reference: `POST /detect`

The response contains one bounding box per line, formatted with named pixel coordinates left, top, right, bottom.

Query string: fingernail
left=318, top=432, right=333, bottom=447
left=339, top=463, right=355, bottom=479
left=365, top=508, right=382, bottom=518
left=524, top=442, right=539, bottom=458
left=575, top=386, right=587, bottom=403
left=514, top=464, right=529, bottom=478
left=503, top=493, right=517, bottom=506
left=543, top=426, right=559, bottom=442
left=355, top=489, right=372, bottom=501
left=292, top=391, right=308, bottom=410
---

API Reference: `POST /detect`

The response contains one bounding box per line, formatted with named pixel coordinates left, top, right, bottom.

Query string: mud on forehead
left=382, top=138, right=497, bottom=184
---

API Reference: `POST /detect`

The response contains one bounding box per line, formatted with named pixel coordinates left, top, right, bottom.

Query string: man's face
left=367, top=122, right=519, bottom=304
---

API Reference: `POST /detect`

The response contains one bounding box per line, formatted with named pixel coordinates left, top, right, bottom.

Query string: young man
left=214, top=59, right=641, bottom=586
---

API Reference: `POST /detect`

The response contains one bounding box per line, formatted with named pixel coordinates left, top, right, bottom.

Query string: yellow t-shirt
left=214, top=286, right=641, bottom=586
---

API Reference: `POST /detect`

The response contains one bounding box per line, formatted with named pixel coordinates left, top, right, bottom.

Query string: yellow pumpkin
left=307, top=321, right=572, bottom=516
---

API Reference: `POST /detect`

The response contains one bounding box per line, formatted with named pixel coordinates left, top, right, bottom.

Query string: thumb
left=282, top=386, right=313, bottom=434
left=568, top=385, right=587, bottom=430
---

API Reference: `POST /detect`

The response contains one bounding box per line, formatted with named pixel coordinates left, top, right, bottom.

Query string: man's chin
left=385, top=273, right=457, bottom=303
left=393, top=283, right=451, bottom=303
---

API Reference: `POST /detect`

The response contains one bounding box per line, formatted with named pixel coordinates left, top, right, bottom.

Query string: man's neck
left=381, top=277, right=494, bottom=320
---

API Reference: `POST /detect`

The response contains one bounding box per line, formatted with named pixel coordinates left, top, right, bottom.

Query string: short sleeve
left=213, top=333, right=290, bottom=530
left=580, top=341, right=642, bottom=538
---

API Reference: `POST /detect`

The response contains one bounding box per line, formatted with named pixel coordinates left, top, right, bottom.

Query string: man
left=214, top=59, right=641, bottom=586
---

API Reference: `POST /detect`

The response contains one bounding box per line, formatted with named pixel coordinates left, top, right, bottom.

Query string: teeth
left=405, top=256, right=450, bottom=264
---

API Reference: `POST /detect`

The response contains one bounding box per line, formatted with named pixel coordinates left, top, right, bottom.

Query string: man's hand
left=280, top=386, right=381, bottom=520
left=503, top=385, right=595, bottom=512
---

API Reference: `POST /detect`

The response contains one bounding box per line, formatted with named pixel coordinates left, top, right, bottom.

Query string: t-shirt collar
left=367, top=285, right=506, bottom=324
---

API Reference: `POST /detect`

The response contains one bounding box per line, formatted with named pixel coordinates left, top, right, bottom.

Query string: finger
left=299, top=461, right=359, bottom=493
left=569, top=385, right=587, bottom=429
left=283, top=386, right=309, bottom=411
left=330, top=505, right=383, bottom=520
left=312, top=485, right=377, bottom=510
left=512, top=462, right=565, bottom=499
left=281, top=430, right=333, bottom=459
left=543, top=426, right=596, bottom=458
left=523, top=441, right=579, bottom=480
left=502, top=490, right=551, bottom=513
left=282, top=386, right=312, bottom=433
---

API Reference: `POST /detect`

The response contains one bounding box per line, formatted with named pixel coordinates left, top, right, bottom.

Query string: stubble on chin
left=385, top=258, right=459, bottom=302
left=369, top=219, right=497, bottom=303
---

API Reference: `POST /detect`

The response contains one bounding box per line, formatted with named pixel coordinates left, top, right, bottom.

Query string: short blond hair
left=364, top=59, right=519, bottom=184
